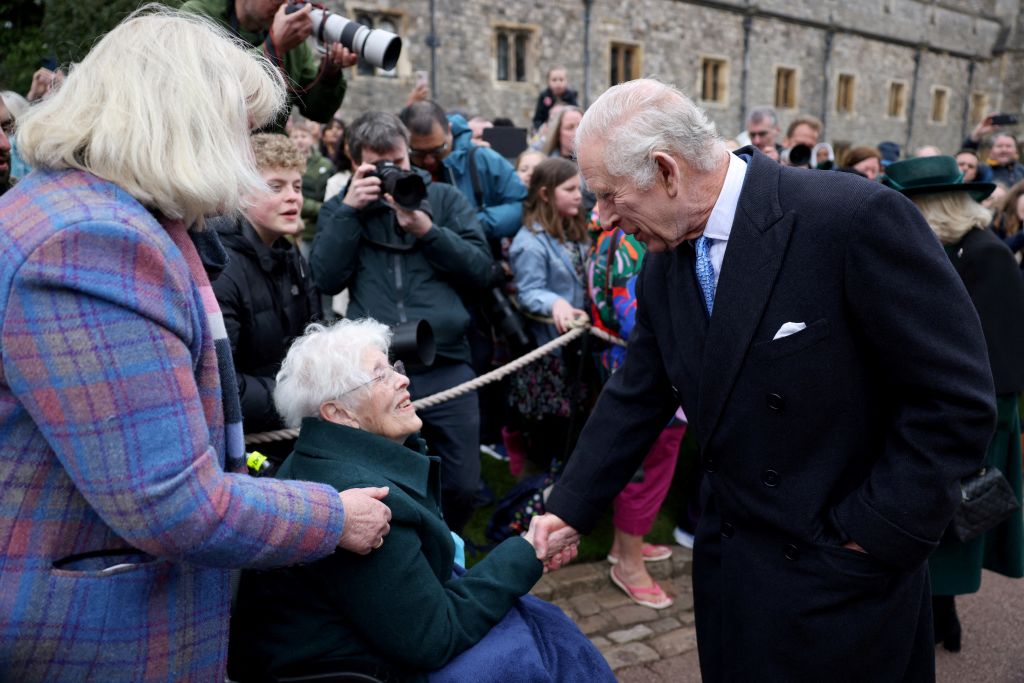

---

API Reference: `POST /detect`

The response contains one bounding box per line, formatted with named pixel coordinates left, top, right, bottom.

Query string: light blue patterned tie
left=695, top=235, right=716, bottom=315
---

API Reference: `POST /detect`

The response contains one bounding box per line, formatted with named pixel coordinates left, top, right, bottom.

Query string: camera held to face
left=373, top=161, right=428, bottom=211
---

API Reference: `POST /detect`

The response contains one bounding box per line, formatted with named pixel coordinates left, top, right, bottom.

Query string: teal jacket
left=181, top=0, right=347, bottom=130
left=443, top=115, right=527, bottom=240
left=230, top=419, right=543, bottom=679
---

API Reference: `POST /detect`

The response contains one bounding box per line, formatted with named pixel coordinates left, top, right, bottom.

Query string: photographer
left=311, top=111, right=494, bottom=533
left=182, top=0, right=357, bottom=129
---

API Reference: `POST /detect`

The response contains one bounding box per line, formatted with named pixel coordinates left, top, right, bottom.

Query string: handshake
left=523, top=513, right=581, bottom=573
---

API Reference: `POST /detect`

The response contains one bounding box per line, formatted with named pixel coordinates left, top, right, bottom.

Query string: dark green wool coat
left=230, top=419, right=542, bottom=680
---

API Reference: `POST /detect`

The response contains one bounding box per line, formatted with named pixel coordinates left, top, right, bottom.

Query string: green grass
left=462, top=431, right=700, bottom=567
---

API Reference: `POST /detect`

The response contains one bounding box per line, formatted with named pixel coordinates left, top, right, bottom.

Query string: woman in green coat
left=885, top=156, right=1024, bottom=652
left=229, top=318, right=613, bottom=682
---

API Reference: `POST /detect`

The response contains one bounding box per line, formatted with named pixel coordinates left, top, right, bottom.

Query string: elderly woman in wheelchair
left=228, top=319, right=613, bottom=683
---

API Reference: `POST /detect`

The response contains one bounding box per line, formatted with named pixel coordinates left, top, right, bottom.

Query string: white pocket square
left=773, top=322, right=807, bottom=340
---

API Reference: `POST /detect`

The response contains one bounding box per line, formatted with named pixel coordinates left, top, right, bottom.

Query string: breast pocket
left=750, top=318, right=830, bottom=361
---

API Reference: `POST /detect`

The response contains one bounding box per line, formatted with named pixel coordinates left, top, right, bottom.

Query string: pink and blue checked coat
left=0, top=170, right=347, bottom=682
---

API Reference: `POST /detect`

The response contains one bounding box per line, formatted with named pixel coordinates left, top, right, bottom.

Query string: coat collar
left=293, top=417, right=434, bottom=499
left=694, top=148, right=794, bottom=447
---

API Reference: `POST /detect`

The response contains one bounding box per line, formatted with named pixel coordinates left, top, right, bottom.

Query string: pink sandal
left=606, top=543, right=673, bottom=565
left=610, top=565, right=674, bottom=609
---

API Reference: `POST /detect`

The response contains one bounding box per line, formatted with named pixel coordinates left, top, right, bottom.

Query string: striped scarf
left=163, top=217, right=247, bottom=472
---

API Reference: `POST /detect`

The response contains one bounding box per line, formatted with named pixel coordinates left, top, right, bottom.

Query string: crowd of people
left=1, top=3, right=1023, bottom=682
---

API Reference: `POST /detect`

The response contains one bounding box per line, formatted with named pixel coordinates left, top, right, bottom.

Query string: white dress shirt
left=701, top=152, right=748, bottom=289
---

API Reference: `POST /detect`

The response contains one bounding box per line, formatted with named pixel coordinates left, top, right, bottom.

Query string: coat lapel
left=697, top=152, right=793, bottom=448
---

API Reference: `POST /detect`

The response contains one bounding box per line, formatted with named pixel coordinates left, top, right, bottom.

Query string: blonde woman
left=884, top=156, right=1024, bottom=653
left=0, top=9, right=390, bottom=682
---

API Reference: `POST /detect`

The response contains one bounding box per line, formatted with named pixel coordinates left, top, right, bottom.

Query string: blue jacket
left=510, top=224, right=588, bottom=346
left=443, top=115, right=527, bottom=239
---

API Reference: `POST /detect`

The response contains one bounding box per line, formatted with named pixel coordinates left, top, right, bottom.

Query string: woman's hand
left=551, top=298, right=588, bottom=334
left=337, top=487, right=392, bottom=554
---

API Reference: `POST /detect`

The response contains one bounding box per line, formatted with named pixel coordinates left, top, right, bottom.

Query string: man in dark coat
left=311, top=111, right=494, bottom=533
left=530, top=79, right=997, bottom=681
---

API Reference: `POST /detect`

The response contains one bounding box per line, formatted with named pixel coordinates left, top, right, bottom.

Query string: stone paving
left=530, top=547, right=698, bottom=677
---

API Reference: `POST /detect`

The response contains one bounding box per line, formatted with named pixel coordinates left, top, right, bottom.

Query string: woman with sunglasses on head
left=230, top=318, right=612, bottom=683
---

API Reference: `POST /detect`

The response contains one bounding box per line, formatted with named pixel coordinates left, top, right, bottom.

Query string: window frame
left=609, top=41, right=642, bottom=86
left=930, top=86, right=950, bottom=125
left=774, top=66, right=798, bottom=110
left=698, top=55, right=729, bottom=106
left=886, top=80, right=908, bottom=120
left=493, top=24, right=535, bottom=85
left=835, top=73, right=856, bottom=115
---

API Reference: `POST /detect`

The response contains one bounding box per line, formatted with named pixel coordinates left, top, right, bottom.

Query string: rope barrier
left=243, top=324, right=627, bottom=445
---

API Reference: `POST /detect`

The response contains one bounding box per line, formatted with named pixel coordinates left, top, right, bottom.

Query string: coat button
left=671, top=385, right=680, bottom=399
left=766, top=393, right=785, bottom=411
left=721, top=522, right=735, bottom=538
left=761, top=469, right=780, bottom=487
left=704, top=455, right=718, bottom=473
left=783, top=544, right=800, bottom=561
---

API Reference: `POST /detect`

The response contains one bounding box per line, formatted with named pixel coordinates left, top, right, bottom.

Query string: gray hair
left=575, top=79, right=725, bottom=189
left=273, top=318, right=393, bottom=428
left=746, top=106, right=779, bottom=129
left=398, top=100, right=447, bottom=136
left=15, top=5, right=286, bottom=228
left=346, top=111, right=411, bottom=163
left=911, top=191, right=992, bottom=245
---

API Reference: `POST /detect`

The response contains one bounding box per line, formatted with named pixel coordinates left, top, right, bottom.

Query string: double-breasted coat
left=546, top=150, right=996, bottom=681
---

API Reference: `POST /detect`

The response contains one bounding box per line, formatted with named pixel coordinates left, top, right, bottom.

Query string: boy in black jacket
left=211, top=134, right=322, bottom=441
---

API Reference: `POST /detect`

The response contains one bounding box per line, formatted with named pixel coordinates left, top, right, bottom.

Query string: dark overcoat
left=929, top=227, right=1024, bottom=594
left=546, top=150, right=997, bottom=681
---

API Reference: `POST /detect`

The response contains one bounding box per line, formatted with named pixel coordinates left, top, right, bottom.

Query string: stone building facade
left=329, top=0, right=1024, bottom=156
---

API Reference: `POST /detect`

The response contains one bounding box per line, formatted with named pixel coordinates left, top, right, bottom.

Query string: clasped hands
left=524, top=513, right=581, bottom=572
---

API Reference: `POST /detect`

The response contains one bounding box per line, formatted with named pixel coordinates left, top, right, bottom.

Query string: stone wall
left=329, top=0, right=1022, bottom=155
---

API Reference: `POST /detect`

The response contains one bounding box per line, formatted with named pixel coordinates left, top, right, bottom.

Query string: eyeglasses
left=339, top=360, right=407, bottom=397
left=409, top=140, right=449, bottom=160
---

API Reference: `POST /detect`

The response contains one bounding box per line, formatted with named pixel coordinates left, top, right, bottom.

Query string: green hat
left=881, top=155, right=995, bottom=201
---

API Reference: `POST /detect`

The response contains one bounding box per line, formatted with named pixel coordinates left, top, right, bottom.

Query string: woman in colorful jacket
left=0, top=10, right=389, bottom=682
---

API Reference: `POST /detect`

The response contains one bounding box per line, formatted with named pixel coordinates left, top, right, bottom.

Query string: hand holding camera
left=343, top=163, right=383, bottom=210
left=272, top=2, right=314, bottom=53
left=971, top=112, right=1019, bottom=142
left=386, top=197, right=433, bottom=238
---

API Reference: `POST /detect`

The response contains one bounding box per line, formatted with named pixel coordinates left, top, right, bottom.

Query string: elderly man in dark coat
left=530, top=79, right=996, bottom=681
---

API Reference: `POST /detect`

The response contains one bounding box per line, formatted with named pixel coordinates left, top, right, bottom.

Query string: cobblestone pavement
left=534, top=552, right=1024, bottom=682
left=530, top=547, right=697, bottom=676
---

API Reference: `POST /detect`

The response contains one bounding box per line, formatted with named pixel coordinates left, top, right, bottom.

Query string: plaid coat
left=0, top=170, right=347, bottom=682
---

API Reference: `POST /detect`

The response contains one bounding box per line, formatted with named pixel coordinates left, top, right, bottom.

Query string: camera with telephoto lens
left=373, top=161, right=428, bottom=211
left=286, top=1, right=402, bottom=71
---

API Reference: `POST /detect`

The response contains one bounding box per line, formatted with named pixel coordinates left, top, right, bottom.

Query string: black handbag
left=949, top=467, right=1021, bottom=543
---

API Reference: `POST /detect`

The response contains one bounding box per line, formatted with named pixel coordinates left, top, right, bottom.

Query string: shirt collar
left=702, top=152, right=748, bottom=242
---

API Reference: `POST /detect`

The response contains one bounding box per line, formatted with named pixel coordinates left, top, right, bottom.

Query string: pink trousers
left=612, top=421, right=686, bottom=536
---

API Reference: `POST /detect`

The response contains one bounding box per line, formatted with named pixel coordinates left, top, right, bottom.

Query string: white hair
left=15, top=5, right=286, bottom=228
left=574, top=78, right=725, bottom=189
left=911, top=191, right=993, bottom=245
left=274, top=319, right=393, bottom=429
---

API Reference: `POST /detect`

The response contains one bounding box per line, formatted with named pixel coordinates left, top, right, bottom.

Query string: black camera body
left=373, top=162, right=428, bottom=211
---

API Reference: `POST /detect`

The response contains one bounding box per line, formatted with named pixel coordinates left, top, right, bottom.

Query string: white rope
left=243, top=325, right=626, bottom=445
left=411, top=325, right=587, bottom=410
